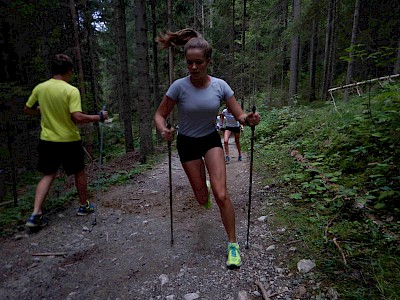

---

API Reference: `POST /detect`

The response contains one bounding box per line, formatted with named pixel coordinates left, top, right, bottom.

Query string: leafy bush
left=252, top=82, right=400, bottom=299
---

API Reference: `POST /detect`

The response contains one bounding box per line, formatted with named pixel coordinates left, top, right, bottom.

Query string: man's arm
left=23, top=105, right=40, bottom=116
left=71, top=111, right=108, bottom=124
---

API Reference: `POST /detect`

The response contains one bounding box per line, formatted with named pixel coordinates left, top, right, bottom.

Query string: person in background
left=154, top=28, right=260, bottom=269
left=24, top=54, right=108, bottom=229
left=216, top=114, right=225, bottom=133
left=221, top=107, right=242, bottom=162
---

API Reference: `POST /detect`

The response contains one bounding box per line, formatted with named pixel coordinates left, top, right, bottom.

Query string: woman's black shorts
left=177, top=130, right=222, bottom=163
left=225, top=126, right=241, bottom=133
left=37, top=140, right=85, bottom=175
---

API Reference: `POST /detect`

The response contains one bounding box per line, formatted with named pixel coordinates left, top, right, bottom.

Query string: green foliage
left=253, top=82, right=400, bottom=299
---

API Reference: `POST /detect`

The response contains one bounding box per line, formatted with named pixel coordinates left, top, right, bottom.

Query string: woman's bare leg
left=223, top=130, right=231, bottom=158
left=234, top=132, right=241, bottom=156
left=181, top=147, right=237, bottom=243
left=182, top=159, right=209, bottom=206
left=205, top=147, right=237, bottom=243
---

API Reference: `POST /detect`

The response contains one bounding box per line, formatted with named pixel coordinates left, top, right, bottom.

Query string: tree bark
left=83, top=0, right=100, bottom=114
left=150, top=0, right=160, bottom=110
left=69, top=0, right=86, bottom=104
left=322, top=0, right=334, bottom=100
left=115, top=0, right=134, bottom=152
left=135, top=0, right=154, bottom=161
left=280, top=0, right=289, bottom=104
left=309, top=0, right=318, bottom=102
left=344, top=0, right=361, bottom=102
left=241, top=0, right=247, bottom=109
left=329, top=0, right=338, bottom=91
left=393, top=39, right=400, bottom=75
left=167, top=0, right=174, bottom=125
left=150, top=0, right=162, bottom=143
left=288, top=0, right=301, bottom=104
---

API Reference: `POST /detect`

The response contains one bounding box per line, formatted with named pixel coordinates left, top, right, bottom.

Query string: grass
left=242, top=81, right=400, bottom=299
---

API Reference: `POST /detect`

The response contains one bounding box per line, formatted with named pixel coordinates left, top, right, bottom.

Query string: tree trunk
left=230, top=0, right=235, bottom=87
left=135, top=0, right=153, bottom=161
left=280, top=0, right=288, bottom=104
left=69, top=0, right=86, bottom=104
left=150, top=0, right=162, bottom=143
left=309, top=0, right=318, bottom=102
left=115, top=0, right=134, bottom=152
left=83, top=0, right=100, bottom=114
left=344, top=0, right=361, bottom=102
left=241, top=0, right=247, bottom=109
left=288, top=0, right=300, bottom=105
left=167, top=0, right=174, bottom=126
left=329, top=0, right=338, bottom=90
left=322, top=0, right=334, bottom=100
left=393, top=39, right=400, bottom=75
left=150, top=0, right=160, bottom=110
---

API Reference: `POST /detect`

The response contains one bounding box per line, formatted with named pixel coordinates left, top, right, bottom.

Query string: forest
left=1, top=0, right=399, bottom=158
left=0, top=0, right=399, bottom=299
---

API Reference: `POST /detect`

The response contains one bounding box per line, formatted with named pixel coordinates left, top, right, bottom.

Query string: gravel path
left=0, top=138, right=315, bottom=300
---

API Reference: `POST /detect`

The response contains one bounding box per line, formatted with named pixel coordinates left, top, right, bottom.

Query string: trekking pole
left=167, top=123, right=174, bottom=244
left=92, top=105, right=106, bottom=228
left=245, top=105, right=256, bottom=249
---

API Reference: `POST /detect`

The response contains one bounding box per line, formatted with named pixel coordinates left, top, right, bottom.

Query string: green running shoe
left=77, top=201, right=95, bottom=216
left=226, top=242, right=241, bottom=269
left=203, top=180, right=212, bottom=209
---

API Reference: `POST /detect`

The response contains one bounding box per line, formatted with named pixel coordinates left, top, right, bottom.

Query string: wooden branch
left=332, top=237, right=347, bottom=265
left=83, top=146, right=94, bottom=162
left=287, top=239, right=302, bottom=245
left=328, top=73, right=400, bottom=93
left=0, top=200, right=15, bottom=207
left=324, top=211, right=340, bottom=241
left=255, top=281, right=271, bottom=300
left=32, top=252, right=67, bottom=257
left=268, top=292, right=284, bottom=298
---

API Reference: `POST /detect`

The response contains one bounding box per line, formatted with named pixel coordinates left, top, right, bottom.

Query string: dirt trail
left=0, top=138, right=309, bottom=300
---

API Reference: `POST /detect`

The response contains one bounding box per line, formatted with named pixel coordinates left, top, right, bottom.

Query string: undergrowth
left=0, top=120, right=164, bottom=237
left=246, top=82, right=399, bottom=299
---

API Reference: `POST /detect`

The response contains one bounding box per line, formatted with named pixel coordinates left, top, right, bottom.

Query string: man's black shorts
left=177, top=130, right=222, bottom=163
left=37, top=140, right=85, bottom=175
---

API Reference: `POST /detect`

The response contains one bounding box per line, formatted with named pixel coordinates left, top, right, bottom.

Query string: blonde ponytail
left=156, top=28, right=212, bottom=59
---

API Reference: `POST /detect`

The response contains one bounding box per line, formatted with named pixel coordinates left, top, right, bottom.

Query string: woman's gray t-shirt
left=166, top=76, right=234, bottom=138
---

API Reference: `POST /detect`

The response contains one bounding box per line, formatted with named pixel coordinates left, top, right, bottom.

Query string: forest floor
left=0, top=138, right=322, bottom=300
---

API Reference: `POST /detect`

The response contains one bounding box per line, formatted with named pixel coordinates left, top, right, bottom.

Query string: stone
left=297, top=259, right=316, bottom=273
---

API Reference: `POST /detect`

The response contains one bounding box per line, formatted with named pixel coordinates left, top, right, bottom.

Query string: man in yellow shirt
left=24, top=54, right=108, bottom=228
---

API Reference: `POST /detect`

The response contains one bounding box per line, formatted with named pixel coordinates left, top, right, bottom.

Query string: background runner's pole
left=167, top=123, right=174, bottom=244
left=92, top=105, right=106, bottom=228
left=245, top=105, right=256, bottom=249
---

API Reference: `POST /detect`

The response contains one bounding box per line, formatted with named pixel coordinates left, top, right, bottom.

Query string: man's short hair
left=51, top=54, right=73, bottom=75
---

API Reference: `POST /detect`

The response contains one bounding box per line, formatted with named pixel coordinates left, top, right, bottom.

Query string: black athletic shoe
left=77, top=201, right=95, bottom=216
left=25, top=214, right=48, bottom=228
